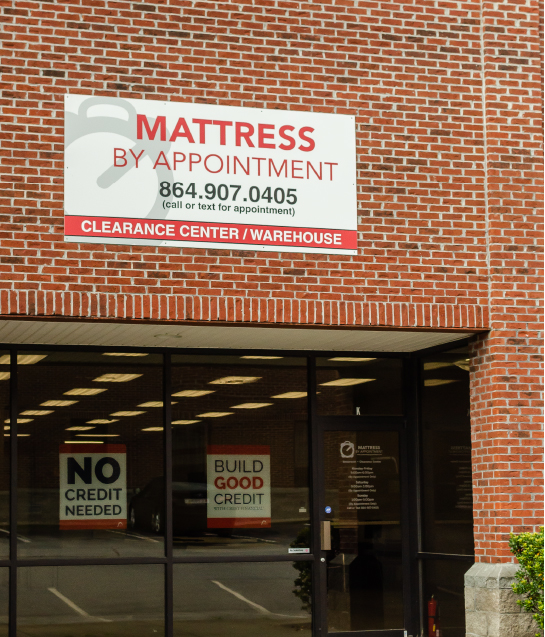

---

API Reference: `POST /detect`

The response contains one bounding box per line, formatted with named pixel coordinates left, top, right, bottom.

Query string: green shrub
left=509, top=527, right=544, bottom=634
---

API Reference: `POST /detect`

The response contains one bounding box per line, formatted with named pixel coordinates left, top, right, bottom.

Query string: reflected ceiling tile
left=93, top=373, right=143, bottom=383
left=196, top=412, right=233, bottom=418
left=64, top=388, right=107, bottom=396
left=110, top=411, right=145, bottom=417
left=272, top=391, right=307, bottom=399
left=41, top=400, right=78, bottom=407
left=319, top=378, right=375, bottom=387
left=172, top=390, right=215, bottom=398
left=231, top=403, right=273, bottom=409
left=209, top=376, right=261, bottom=385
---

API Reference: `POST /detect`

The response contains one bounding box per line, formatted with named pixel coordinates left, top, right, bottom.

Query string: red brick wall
left=470, top=0, right=543, bottom=562
left=0, top=0, right=542, bottom=560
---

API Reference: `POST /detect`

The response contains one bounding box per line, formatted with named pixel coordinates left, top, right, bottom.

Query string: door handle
left=321, top=520, right=331, bottom=551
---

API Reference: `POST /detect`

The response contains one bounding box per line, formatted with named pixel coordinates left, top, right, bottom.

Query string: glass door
left=315, top=419, right=411, bottom=637
left=324, top=429, right=404, bottom=632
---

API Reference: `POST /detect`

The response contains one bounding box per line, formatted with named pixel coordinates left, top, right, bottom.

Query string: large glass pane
left=421, top=348, right=474, bottom=555
left=167, top=355, right=309, bottom=556
left=0, top=353, right=9, bottom=557
left=18, top=564, right=164, bottom=635
left=17, top=351, right=164, bottom=558
left=324, top=430, right=403, bottom=631
left=316, top=357, right=403, bottom=416
left=422, top=559, right=472, bottom=637
left=0, top=568, right=7, bottom=635
left=174, top=562, right=311, bottom=636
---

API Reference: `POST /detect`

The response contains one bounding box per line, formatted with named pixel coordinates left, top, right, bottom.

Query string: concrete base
left=465, top=563, right=541, bottom=637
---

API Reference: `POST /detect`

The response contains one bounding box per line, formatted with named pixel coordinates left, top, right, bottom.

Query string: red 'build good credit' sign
left=207, top=445, right=271, bottom=528
left=64, top=95, right=357, bottom=255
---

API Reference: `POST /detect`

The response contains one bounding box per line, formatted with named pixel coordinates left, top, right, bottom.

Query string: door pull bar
left=321, top=520, right=331, bottom=551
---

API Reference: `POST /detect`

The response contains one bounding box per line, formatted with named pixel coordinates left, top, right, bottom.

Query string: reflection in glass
left=421, top=349, right=474, bottom=555
left=18, top=564, right=164, bottom=636
left=169, top=356, right=310, bottom=556
left=422, top=560, right=472, bottom=637
left=173, top=562, right=311, bottom=636
left=0, top=568, right=6, bottom=635
left=316, top=357, right=403, bottom=416
left=0, top=353, right=9, bottom=558
left=17, top=351, right=164, bottom=558
left=324, top=431, right=403, bottom=631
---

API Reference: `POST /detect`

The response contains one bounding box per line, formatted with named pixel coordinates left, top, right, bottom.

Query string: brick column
left=466, top=0, right=543, bottom=633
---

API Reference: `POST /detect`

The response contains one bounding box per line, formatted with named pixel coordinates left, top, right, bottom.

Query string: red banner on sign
left=64, top=215, right=357, bottom=250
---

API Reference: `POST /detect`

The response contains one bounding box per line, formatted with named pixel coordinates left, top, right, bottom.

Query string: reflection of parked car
left=128, top=477, right=208, bottom=534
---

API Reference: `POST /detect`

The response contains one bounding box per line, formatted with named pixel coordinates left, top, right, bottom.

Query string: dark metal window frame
left=0, top=338, right=474, bottom=637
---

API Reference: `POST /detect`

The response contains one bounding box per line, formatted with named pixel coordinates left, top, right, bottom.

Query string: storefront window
left=173, top=562, right=311, bottom=636
left=421, top=348, right=474, bottom=555
left=169, top=355, right=309, bottom=556
left=0, top=353, right=9, bottom=558
left=16, top=351, right=164, bottom=559
left=316, top=357, right=403, bottom=416
left=18, top=564, right=164, bottom=635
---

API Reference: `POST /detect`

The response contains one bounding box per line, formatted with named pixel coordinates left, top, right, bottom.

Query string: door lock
left=321, top=520, right=331, bottom=551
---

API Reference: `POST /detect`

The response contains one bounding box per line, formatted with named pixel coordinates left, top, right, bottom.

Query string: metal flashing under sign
left=64, top=94, right=357, bottom=255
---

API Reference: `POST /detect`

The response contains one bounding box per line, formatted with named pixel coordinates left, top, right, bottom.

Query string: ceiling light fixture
left=209, top=376, right=261, bottom=385
left=4, top=418, right=33, bottom=424
left=64, top=388, right=107, bottom=396
left=0, top=355, right=47, bottom=365
left=64, top=440, right=104, bottom=444
left=66, top=426, right=95, bottom=431
left=20, top=410, right=53, bottom=416
left=196, top=412, right=233, bottom=418
left=172, top=390, right=215, bottom=398
left=86, top=419, right=119, bottom=424
left=423, top=362, right=453, bottom=371
left=102, top=353, right=148, bottom=357
left=110, top=411, right=145, bottom=417
left=241, top=356, right=283, bottom=360
left=424, top=379, right=459, bottom=387
left=272, top=391, right=307, bottom=399
left=76, top=434, right=120, bottom=437
left=137, top=401, right=176, bottom=408
left=142, top=427, right=163, bottom=431
left=329, top=357, right=376, bottom=362
left=320, top=378, right=376, bottom=387
left=231, top=403, right=273, bottom=409
left=40, top=400, right=78, bottom=407
left=172, top=420, right=201, bottom=425
left=0, top=373, right=10, bottom=381
left=93, top=373, right=142, bottom=383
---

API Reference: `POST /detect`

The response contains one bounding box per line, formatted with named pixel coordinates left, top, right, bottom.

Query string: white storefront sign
left=207, top=445, right=271, bottom=528
left=64, top=94, right=357, bottom=254
left=59, top=443, right=127, bottom=530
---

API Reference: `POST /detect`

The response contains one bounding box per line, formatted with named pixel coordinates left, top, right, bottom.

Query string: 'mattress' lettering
left=136, top=115, right=315, bottom=151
